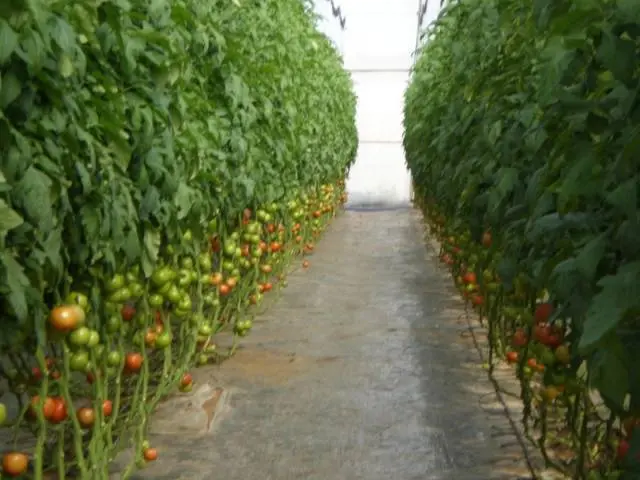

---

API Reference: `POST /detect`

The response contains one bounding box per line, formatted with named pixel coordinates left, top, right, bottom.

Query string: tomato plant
left=405, top=0, right=640, bottom=476
left=0, top=0, right=355, bottom=477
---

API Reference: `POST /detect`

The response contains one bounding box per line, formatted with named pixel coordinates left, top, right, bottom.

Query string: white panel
left=346, top=143, right=411, bottom=206
left=352, top=71, right=409, bottom=142
left=334, top=0, right=417, bottom=206
left=343, top=13, right=416, bottom=70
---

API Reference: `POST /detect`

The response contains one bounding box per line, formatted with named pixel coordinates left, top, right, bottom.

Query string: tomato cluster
left=0, top=182, right=346, bottom=478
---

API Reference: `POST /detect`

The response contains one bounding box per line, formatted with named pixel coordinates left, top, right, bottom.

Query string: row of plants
left=404, top=0, right=639, bottom=478
left=0, top=0, right=357, bottom=478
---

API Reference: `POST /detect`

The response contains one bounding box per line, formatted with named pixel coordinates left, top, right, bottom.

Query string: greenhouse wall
left=311, top=0, right=409, bottom=207
left=313, top=0, right=444, bottom=207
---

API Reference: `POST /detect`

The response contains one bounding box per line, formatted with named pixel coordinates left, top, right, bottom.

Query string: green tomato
left=66, top=292, right=89, bottom=311
left=166, top=285, right=183, bottom=303
left=177, top=269, right=193, bottom=287
left=181, top=257, right=194, bottom=270
left=198, top=253, right=212, bottom=271
left=69, top=327, right=90, bottom=346
left=177, top=295, right=192, bottom=311
left=106, top=351, right=121, bottom=367
left=129, top=282, right=145, bottom=298
left=207, top=219, right=218, bottom=234
left=106, top=316, right=121, bottom=333
left=87, top=330, right=100, bottom=348
left=151, top=267, right=176, bottom=287
left=70, top=350, right=90, bottom=372
left=109, top=287, right=132, bottom=304
left=202, top=293, right=216, bottom=306
left=199, top=324, right=213, bottom=336
left=223, top=242, right=236, bottom=257
left=155, top=332, right=172, bottom=349
left=173, top=308, right=190, bottom=319
left=148, top=294, right=164, bottom=308
left=183, top=230, right=193, bottom=242
left=105, top=274, right=126, bottom=292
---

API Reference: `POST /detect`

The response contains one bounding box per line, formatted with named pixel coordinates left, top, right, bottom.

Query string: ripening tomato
left=49, top=305, right=85, bottom=331
left=534, top=303, right=554, bottom=324
left=102, top=400, right=113, bottom=417
left=49, top=397, right=67, bottom=424
left=2, top=452, right=28, bottom=477
left=76, top=407, right=96, bottom=428
left=180, top=373, right=193, bottom=387
left=506, top=351, right=519, bottom=364
left=511, top=329, right=528, bottom=348
left=125, top=353, right=143, bottom=373
left=143, top=447, right=158, bottom=462
left=121, top=304, right=136, bottom=322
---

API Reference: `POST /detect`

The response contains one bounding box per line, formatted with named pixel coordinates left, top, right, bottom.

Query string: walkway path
left=123, top=208, right=535, bottom=480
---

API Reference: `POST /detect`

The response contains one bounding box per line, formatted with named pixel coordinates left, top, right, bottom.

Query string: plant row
left=0, top=0, right=357, bottom=478
left=404, top=0, right=640, bottom=478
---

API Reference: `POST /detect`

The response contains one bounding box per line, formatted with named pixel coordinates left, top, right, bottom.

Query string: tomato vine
left=405, top=0, right=640, bottom=478
left=0, top=0, right=356, bottom=478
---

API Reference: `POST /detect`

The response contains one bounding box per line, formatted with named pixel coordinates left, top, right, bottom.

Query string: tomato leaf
left=574, top=232, right=607, bottom=282
left=588, top=336, right=629, bottom=413
left=579, top=262, right=640, bottom=353
left=0, top=199, right=24, bottom=244
left=142, top=228, right=161, bottom=278
left=0, top=19, right=18, bottom=64
left=0, top=251, right=30, bottom=322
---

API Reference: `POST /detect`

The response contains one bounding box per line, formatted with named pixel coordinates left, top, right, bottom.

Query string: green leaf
left=174, top=182, right=193, bottom=220
left=0, top=19, right=18, bottom=64
left=142, top=228, right=161, bottom=278
left=606, top=177, right=637, bottom=218
left=596, top=31, right=636, bottom=86
left=58, top=54, right=75, bottom=78
left=574, top=232, right=607, bottom=281
left=0, top=71, right=21, bottom=108
left=0, top=199, right=24, bottom=240
left=589, top=337, right=629, bottom=412
left=12, top=166, right=54, bottom=231
left=579, top=261, right=640, bottom=352
left=0, top=251, right=31, bottom=321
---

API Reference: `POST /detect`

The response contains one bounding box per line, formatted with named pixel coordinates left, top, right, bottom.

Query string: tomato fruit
left=66, top=292, right=89, bottom=311
left=69, top=326, right=91, bottom=346
left=151, top=267, right=176, bottom=287
left=106, top=350, right=122, bottom=367
left=155, top=332, right=172, bottom=349
left=534, top=303, right=554, bottom=323
left=121, top=304, right=136, bottom=322
left=125, top=353, right=143, bottom=372
left=181, top=372, right=193, bottom=387
left=77, top=407, right=95, bottom=428
left=617, top=439, right=629, bottom=461
left=30, top=396, right=56, bottom=420
left=148, top=294, right=164, bottom=308
left=49, top=305, right=85, bottom=331
left=70, top=350, right=90, bottom=372
left=49, top=398, right=67, bottom=424
left=2, top=452, right=28, bottom=477
left=102, top=400, right=113, bottom=417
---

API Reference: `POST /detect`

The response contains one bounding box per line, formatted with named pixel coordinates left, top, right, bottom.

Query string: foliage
left=0, top=0, right=356, bottom=477
left=404, top=0, right=640, bottom=477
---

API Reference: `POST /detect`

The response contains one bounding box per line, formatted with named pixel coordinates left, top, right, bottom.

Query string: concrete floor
left=124, top=209, right=535, bottom=480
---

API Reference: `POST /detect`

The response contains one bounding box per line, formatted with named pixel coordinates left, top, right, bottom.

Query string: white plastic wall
left=327, top=0, right=420, bottom=206
left=313, top=0, right=444, bottom=207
